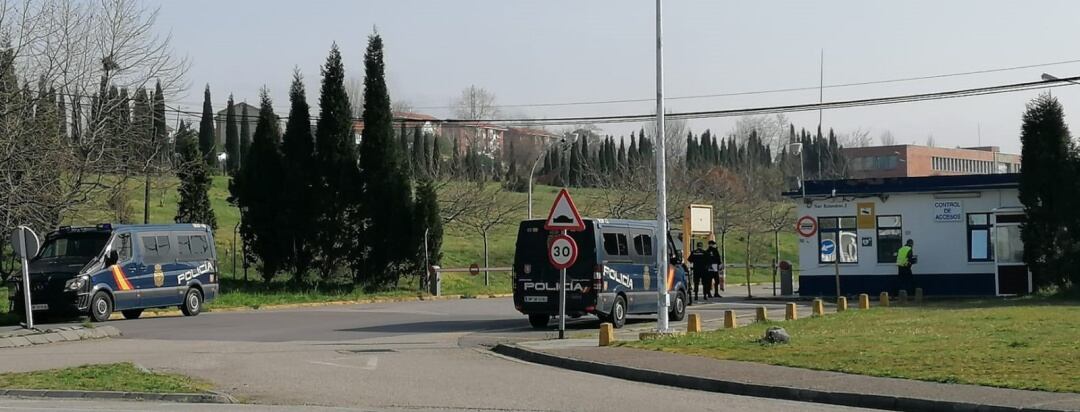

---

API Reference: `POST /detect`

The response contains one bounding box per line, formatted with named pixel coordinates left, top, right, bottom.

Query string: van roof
left=112, top=223, right=212, bottom=233
left=522, top=218, right=658, bottom=230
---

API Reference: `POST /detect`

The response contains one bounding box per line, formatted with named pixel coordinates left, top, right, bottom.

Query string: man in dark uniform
left=688, top=242, right=711, bottom=300
left=706, top=240, right=723, bottom=298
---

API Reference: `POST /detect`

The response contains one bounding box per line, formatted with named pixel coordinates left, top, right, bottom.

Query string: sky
left=144, top=0, right=1080, bottom=153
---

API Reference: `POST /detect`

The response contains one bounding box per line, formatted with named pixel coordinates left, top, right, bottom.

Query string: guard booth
left=992, top=207, right=1031, bottom=295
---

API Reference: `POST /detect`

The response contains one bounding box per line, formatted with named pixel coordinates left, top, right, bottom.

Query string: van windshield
left=36, top=233, right=110, bottom=261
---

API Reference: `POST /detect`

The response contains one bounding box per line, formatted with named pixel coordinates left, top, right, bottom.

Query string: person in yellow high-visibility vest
left=895, top=239, right=916, bottom=295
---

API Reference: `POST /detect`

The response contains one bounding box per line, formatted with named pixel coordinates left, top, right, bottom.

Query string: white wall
left=796, top=188, right=1019, bottom=278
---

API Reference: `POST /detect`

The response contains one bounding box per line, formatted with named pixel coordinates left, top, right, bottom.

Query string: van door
left=106, top=233, right=139, bottom=310
left=132, top=233, right=175, bottom=308
left=175, top=232, right=213, bottom=300
left=628, top=229, right=658, bottom=313
left=600, top=227, right=641, bottom=308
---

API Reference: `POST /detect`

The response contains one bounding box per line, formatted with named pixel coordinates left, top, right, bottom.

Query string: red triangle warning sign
left=545, top=188, right=585, bottom=231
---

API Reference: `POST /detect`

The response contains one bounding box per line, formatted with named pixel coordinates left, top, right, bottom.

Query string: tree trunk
left=745, top=231, right=752, bottom=298
left=483, top=231, right=490, bottom=287
left=773, top=229, right=780, bottom=296
left=143, top=172, right=151, bottom=224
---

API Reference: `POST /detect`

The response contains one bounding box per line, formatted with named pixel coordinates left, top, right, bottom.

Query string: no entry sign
left=548, top=234, right=578, bottom=270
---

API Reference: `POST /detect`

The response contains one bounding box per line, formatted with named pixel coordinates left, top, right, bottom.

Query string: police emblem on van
left=153, top=264, right=164, bottom=287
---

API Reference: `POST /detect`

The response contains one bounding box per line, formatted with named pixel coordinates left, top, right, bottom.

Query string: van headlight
left=65, top=276, right=89, bottom=291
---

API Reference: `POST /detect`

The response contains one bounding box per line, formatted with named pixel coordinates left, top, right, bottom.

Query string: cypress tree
left=430, top=134, right=442, bottom=178
left=230, top=90, right=286, bottom=284
left=314, top=43, right=360, bottom=279
left=239, top=101, right=251, bottom=166
left=225, top=95, right=239, bottom=174
left=357, top=32, right=415, bottom=287
left=281, top=70, right=319, bottom=282
left=1019, top=94, right=1080, bottom=289
left=423, top=132, right=434, bottom=177
left=414, top=178, right=443, bottom=270
left=451, top=136, right=461, bottom=177
left=175, top=121, right=217, bottom=230
left=198, top=85, right=217, bottom=168
left=153, top=81, right=167, bottom=162
left=618, top=138, right=627, bottom=171
left=411, top=126, right=425, bottom=177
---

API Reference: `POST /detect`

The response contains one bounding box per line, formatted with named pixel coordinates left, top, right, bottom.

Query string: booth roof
left=783, top=173, right=1021, bottom=198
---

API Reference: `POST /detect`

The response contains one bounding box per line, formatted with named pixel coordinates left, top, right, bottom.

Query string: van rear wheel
left=528, top=314, right=550, bottom=329
left=609, top=296, right=627, bottom=329
left=669, top=290, right=687, bottom=322
left=180, top=288, right=202, bottom=316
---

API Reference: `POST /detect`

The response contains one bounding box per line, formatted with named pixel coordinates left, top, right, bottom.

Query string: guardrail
left=434, top=267, right=512, bottom=273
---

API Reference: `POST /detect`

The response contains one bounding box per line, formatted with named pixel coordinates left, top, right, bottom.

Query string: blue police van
left=512, top=219, right=688, bottom=329
left=8, top=224, right=219, bottom=322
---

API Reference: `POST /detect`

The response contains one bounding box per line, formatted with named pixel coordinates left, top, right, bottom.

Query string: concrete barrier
left=756, top=306, right=768, bottom=322
left=599, top=323, right=615, bottom=346
left=880, top=292, right=890, bottom=307
left=812, top=299, right=825, bottom=316
left=858, top=293, right=870, bottom=309
left=687, top=314, right=702, bottom=333
left=785, top=303, right=798, bottom=320
left=898, top=290, right=908, bottom=304
left=837, top=296, right=848, bottom=312
left=724, top=310, right=737, bottom=328
left=915, top=288, right=924, bottom=304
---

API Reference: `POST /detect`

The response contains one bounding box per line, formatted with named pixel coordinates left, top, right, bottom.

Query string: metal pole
left=654, top=0, right=670, bottom=333
left=818, top=49, right=824, bottom=130
left=800, top=152, right=806, bottom=199
left=834, top=244, right=842, bottom=298
left=18, top=228, right=33, bottom=329
left=559, top=229, right=567, bottom=339
left=232, top=222, right=238, bottom=278
left=423, top=228, right=430, bottom=293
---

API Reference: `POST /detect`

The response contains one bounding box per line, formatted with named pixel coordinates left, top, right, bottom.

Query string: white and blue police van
left=512, top=218, right=688, bottom=329
left=8, top=224, right=219, bottom=322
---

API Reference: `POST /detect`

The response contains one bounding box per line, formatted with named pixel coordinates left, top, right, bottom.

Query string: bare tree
left=732, top=114, right=790, bottom=154
left=879, top=130, right=898, bottom=146
left=645, top=114, right=688, bottom=166
left=757, top=201, right=795, bottom=295
left=841, top=128, right=874, bottom=148
left=925, top=134, right=936, bottom=147
left=459, top=185, right=526, bottom=286
left=390, top=99, right=414, bottom=114
left=453, top=85, right=498, bottom=120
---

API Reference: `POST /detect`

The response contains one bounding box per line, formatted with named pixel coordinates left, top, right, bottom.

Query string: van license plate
left=31, top=304, right=48, bottom=311
left=524, top=296, right=547, bottom=303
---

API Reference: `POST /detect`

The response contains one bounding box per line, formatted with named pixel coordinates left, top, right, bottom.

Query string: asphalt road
left=0, top=295, right=866, bottom=411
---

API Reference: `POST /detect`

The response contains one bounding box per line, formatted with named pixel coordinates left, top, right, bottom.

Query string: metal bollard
left=785, top=303, right=798, bottom=320
left=724, top=310, right=737, bottom=328
left=837, top=296, right=848, bottom=312
left=880, top=292, right=890, bottom=307
left=812, top=299, right=825, bottom=316
left=756, top=306, right=768, bottom=322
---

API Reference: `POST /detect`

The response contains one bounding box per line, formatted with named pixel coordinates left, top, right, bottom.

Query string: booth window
left=968, top=213, right=993, bottom=261
left=876, top=215, right=903, bottom=263
left=819, top=216, right=858, bottom=264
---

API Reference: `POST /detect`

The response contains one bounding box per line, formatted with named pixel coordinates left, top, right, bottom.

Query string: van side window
left=176, top=234, right=210, bottom=261
left=111, top=234, right=132, bottom=262
left=141, top=235, right=159, bottom=258
left=177, top=235, right=192, bottom=257
left=156, top=236, right=171, bottom=257
left=602, top=232, right=629, bottom=257
left=633, top=234, right=653, bottom=256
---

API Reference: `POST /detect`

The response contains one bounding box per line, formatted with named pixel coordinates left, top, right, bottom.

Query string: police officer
left=688, top=242, right=711, bottom=300
left=896, top=239, right=916, bottom=296
left=706, top=240, right=723, bottom=298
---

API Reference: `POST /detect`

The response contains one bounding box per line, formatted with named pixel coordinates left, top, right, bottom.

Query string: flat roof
left=783, top=173, right=1020, bottom=197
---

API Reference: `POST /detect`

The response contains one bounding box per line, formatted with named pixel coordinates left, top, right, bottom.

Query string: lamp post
left=788, top=142, right=805, bottom=198
left=527, top=133, right=577, bottom=219
left=654, top=0, right=671, bottom=333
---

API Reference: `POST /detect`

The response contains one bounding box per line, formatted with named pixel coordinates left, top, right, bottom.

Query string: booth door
left=994, top=215, right=1031, bottom=295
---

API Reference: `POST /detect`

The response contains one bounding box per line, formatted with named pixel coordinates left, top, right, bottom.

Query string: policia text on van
left=513, top=219, right=689, bottom=329
left=7, top=224, right=219, bottom=322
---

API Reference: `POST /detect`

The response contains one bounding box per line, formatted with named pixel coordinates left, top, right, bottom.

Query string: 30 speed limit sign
left=548, top=234, right=578, bottom=270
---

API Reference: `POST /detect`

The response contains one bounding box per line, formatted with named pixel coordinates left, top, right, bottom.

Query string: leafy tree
left=1019, top=94, right=1080, bottom=289
left=225, top=95, right=239, bottom=174
left=152, top=81, right=167, bottom=163
left=239, top=101, right=251, bottom=166
left=174, top=121, right=217, bottom=230
left=281, top=70, right=319, bottom=283
left=314, top=43, right=360, bottom=278
left=198, top=85, right=217, bottom=168
left=357, top=31, right=415, bottom=288
left=230, top=90, right=287, bottom=284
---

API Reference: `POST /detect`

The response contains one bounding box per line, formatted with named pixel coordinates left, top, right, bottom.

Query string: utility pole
left=654, top=0, right=670, bottom=333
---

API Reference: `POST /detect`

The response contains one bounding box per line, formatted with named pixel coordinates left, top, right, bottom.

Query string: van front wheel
left=89, top=292, right=112, bottom=322
left=528, top=314, right=549, bottom=329
left=669, top=290, right=687, bottom=321
left=609, top=296, right=627, bottom=329
left=180, top=288, right=202, bottom=316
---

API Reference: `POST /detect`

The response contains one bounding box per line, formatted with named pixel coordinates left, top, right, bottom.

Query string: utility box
left=779, top=260, right=794, bottom=296
left=429, top=266, right=441, bottom=296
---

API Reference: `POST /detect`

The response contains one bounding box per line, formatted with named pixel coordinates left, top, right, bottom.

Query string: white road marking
left=309, top=356, right=378, bottom=370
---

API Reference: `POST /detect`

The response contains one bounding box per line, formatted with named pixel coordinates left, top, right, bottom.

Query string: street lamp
left=527, top=133, right=577, bottom=219
left=788, top=142, right=805, bottom=198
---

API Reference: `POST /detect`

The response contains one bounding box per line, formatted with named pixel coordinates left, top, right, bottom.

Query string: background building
left=844, top=145, right=1021, bottom=179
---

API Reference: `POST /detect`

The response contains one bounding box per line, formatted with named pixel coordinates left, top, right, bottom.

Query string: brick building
left=843, top=145, right=1021, bottom=179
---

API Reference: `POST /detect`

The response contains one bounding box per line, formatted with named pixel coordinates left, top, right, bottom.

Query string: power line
left=413, top=57, right=1080, bottom=110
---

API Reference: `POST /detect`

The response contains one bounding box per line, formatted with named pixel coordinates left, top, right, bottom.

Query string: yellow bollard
left=785, top=302, right=798, bottom=320
left=915, top=288, right=924, bottom=304
left=724, top=310, right=738, bottom=328
left=687, top=313, right=702, bottom=333
left=898, top=290, right=908, bottom=304
left=880, top=292, right=890, bottom=307
left=599, top=323, right=615, bottom=346
left=858, top=293, right=870, bottom=309
left=812, top=299, right=825, bottom=316
left=756, top=306, right=768, bottom=322
left=837, top=296, right=848, bottom=312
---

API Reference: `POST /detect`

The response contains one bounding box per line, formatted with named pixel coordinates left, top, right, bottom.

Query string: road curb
left=491, top=343, right=1070, bottom=412
left=0, top=388, right=234, bottom=403
left=126, top=293, right=515, bottom=319
left=0, top=326, right=120, bottom=349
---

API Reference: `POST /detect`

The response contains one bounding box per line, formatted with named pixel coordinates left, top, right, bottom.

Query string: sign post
left=10, top=226, right=40, bottom=329
left=821, top=238, right=841, bottom=298
left=545, top=188, right=585, bottom=340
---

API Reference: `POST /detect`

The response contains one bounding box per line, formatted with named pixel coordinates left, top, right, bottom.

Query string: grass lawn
left=0, top=362, right=213, bottom=393
left=623, top=299, right=1080, bottom=393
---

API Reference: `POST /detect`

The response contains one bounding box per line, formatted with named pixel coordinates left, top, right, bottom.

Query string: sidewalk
left=494, top=340, right=1080, bottom=411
